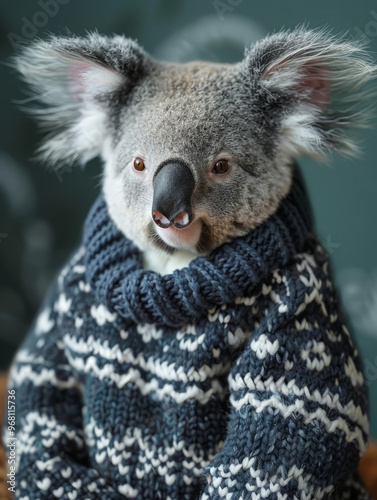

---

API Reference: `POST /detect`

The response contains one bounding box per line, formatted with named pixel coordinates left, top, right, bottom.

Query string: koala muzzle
left=152, top=161, right=195, bottom=229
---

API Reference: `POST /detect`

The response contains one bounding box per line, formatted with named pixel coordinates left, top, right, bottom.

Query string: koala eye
left=133, top=157, right=145, bottom=172
left=213, top=160, right=230, bottom=175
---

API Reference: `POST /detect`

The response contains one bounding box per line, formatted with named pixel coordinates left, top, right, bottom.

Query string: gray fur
left=13, top=28, right=376, bottom=270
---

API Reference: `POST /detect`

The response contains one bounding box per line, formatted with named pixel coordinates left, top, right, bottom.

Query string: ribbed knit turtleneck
left=83, top=169, right=313, bottom=327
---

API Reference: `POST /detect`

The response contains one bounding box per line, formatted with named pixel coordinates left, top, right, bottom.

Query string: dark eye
left=213, top=159, right=230, bottom=175
left=134, top=157, right=145, bottom=172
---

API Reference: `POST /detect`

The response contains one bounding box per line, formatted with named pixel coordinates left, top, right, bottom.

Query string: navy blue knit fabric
left=6, top=173, right=371, bottom=499
left=84, top=171, right=312, bottom=329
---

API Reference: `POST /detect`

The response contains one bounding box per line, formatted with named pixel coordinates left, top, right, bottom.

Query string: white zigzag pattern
left=16, top=412, right=209, bottom=492
left=10, top=363, right=79, bottom=390
left=54, top=414, right=221, bottom=485
left=229, top=372, right=369, bottom=434
left=63, top=334, right=231, bottom=383
left=64, top=349, right=227, bottom=404
left=229, top=390, right=367, bottom=451
left=202, top=456, right=334, bottom=499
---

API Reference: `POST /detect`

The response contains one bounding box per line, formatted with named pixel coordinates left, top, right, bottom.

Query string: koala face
left=103, top=61, right=293, bottom=257
left=15, top=30, right=375, bottom=270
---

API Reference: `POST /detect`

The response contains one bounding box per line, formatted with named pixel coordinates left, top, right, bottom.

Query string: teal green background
left=1, top=0, right=376, bottom=436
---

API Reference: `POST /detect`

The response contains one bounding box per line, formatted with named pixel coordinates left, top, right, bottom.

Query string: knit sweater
left=6, top=172, right=372, bottom=500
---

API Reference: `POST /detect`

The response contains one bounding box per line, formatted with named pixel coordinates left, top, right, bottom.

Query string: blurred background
left=0, top=0, right=376, bottom=436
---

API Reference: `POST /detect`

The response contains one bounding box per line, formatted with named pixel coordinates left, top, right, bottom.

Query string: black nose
left=152, top=161, right=195, bottom=229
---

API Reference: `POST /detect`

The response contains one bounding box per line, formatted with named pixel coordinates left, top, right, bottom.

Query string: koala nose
left=152, top=161, right=195, bottom=229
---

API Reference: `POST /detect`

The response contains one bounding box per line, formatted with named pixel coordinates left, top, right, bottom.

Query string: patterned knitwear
left=7, top=171, right=372, bottom=499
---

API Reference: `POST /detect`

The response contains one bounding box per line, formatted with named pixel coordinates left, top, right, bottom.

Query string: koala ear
left=244, top=28, right=376, bottom=160
left=14, top=33, right=149, bottom=167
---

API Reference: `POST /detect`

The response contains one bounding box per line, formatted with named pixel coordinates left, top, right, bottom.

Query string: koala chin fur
left=14, top=28, right=376, bottom=275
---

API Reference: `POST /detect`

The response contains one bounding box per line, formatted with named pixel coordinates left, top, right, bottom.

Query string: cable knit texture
left=6, top=173, right=371, bottom=499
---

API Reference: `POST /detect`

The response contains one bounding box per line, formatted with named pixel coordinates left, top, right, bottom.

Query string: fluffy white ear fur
left=15, top=46, right=124, bottom=167
left=248, top=29, right=377, bottom=161
left=263, top=59, right=330, bottom=110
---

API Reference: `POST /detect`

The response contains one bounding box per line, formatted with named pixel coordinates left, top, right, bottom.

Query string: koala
left=15, top=28, right=374, bottom=274
left=6, top=28, right=376, bottom=499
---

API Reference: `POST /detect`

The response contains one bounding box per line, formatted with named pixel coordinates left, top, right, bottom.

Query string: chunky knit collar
left=83, top=168, right=313, bottom=327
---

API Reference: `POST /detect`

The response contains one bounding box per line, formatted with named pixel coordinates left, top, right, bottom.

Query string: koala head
left=15, top=29, right=376, bottom=272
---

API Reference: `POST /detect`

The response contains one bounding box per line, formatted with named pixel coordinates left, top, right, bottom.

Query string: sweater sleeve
left=199, top=250, right=371, bottom=500
left=5, top=257, right=123, bottom=499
